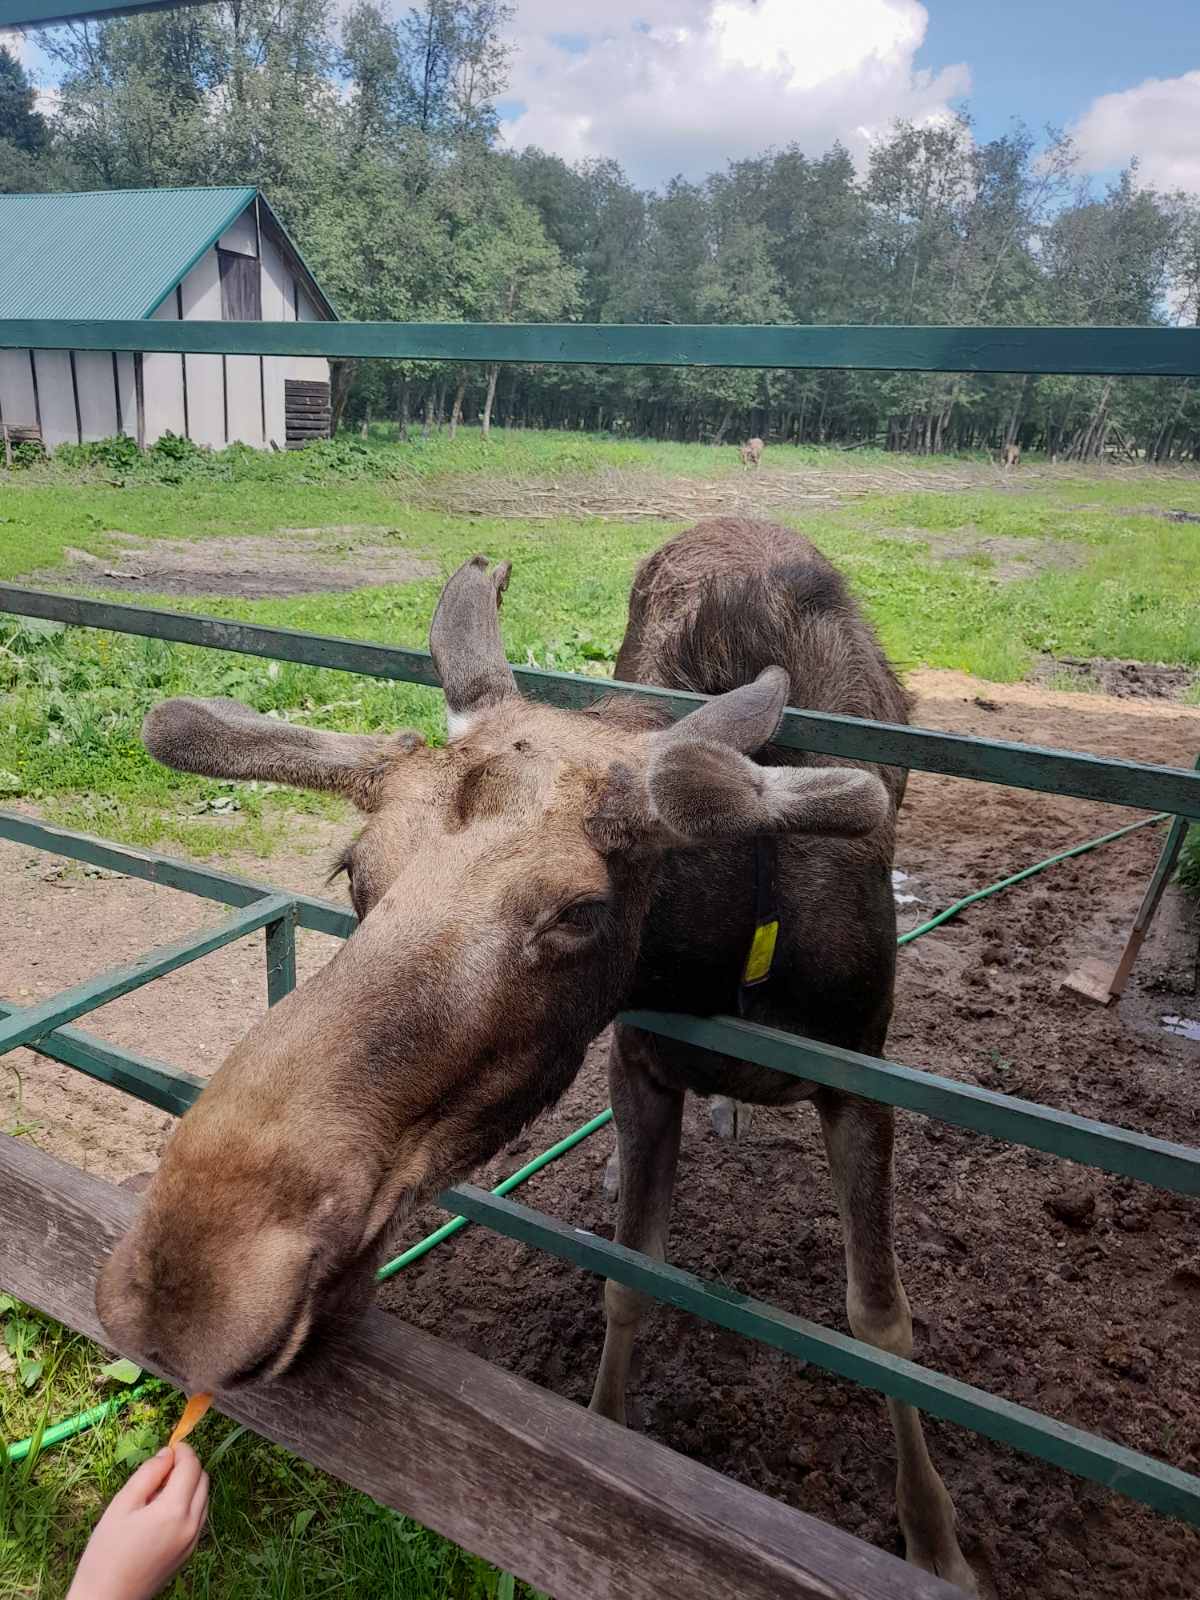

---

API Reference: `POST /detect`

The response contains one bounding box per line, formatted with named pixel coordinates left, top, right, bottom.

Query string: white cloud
left=1071, top=71, right=1200, bottom=195
left=500, top=0, right=969, bottom=184
left=0, top=26, right=28, bottom=63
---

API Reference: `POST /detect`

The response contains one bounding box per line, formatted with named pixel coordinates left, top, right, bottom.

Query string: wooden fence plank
left=3, top=587, right=1199, bottom=818
left=0, top=1134, right=960, bottom=1600
left=2, top=318, right=1200, bottom=376
left=0, top=0, right=215, bottom=21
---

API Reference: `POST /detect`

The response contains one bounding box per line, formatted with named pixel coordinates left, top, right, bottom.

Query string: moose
left=97, top=517, right=976, bottom=1592
left=739, top=436, right=764, bottom=467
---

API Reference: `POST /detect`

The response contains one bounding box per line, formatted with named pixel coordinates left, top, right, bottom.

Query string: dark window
left=218, top=249, right=261, bottom=321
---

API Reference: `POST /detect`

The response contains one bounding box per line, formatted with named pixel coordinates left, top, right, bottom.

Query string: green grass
left=0, top=1298, right=537, bottom=1599
left=2, top=429, right=1199, bottom=1592
left=3, top=435, right=1198, bottom=853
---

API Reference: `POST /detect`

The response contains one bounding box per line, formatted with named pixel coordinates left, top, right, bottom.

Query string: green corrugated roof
left=0, top=187, right=258, bottom=319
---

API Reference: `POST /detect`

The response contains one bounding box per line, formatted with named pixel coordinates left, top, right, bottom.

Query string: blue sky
left=493, top=1, right=1200, bottom=191
left=917, top=0, right=1199, bottom=145
left=7, top=0, right=1199, bottom=193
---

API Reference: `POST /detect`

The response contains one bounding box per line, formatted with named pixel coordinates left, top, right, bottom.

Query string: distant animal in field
left=739, top=437, right=764, bottom=468
left=1001, top=442, right=1021, bottom=468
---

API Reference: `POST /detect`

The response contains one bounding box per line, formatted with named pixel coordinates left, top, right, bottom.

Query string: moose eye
left=551, top=899, right=608, bottom=935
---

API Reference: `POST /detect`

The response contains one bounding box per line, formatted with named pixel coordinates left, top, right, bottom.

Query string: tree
left=0, top=42, right=48, bottom=155
left=691, top=220, right=787, bottom=442
left=398, top=0, right=512, bottom=139
left=340, top=0, right=405, bottom=148
left=457, top=175, right=580, bottom=435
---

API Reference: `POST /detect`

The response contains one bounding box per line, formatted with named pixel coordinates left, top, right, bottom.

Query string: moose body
left=97, top=517, right=975, bottom=1590
left=739, top=436, right=764, bottom=467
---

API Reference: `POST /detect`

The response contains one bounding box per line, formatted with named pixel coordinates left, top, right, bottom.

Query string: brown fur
left=98, top=517, right=975, bottom=1590
left=1002, top=441, right=1021, bottom=468
left=739, top=436, right=764, bottom=467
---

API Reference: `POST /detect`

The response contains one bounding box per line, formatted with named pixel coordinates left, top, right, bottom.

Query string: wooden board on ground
left=0, top=1133, right=961, bottom=1600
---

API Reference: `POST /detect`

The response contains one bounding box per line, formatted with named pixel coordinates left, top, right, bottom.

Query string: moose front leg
left=816, top=1091, right=978, bottom=1595
left=590, top=1024, right=684, bottom=1426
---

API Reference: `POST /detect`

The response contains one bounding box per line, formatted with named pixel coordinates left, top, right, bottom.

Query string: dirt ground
left=3, top=672, right=1200, bottom=1599
left=29, top=530, right=437, bottom=598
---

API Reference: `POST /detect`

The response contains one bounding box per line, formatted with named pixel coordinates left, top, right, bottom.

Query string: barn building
left=0, top=186, right=337, bottom=452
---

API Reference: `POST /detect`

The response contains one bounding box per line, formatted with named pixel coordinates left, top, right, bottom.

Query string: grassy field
left=2, top=428, right=1199, bottom=1597
left=2, top=429, right=1198, bottom=857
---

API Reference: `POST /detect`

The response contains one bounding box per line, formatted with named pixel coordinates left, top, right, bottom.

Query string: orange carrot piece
left=168, top=1392, right=212, bottom=1449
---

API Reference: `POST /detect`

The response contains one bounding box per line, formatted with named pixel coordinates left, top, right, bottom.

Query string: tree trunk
left=330, top=359, right=358, bottom=436
left=1004, top=374, right=1030, bottom=448
left=712, top=407, right=733, bottom=446
left=449, top=377, right=467, bottom=439
left=481, top=364, right=500, bottom=437
left=397, top=379, right=410, bottom=440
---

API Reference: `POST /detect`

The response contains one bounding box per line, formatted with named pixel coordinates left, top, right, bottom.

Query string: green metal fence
left=2, top=580, right=1200, bottom=1526
left=2, top=5, right=1200, bottom=1529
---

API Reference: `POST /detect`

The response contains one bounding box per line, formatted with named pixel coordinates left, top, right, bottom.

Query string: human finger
left=111, top=1447, right=175, bottom=1510
left=158, top=1440, right=203, bottom=1513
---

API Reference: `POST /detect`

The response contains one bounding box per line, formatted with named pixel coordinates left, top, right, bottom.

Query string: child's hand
left=67, top=1443, right=209, bottom=1600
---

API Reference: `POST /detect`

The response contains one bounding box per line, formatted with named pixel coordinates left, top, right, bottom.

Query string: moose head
left=96, top=554, right=887, bottom=1392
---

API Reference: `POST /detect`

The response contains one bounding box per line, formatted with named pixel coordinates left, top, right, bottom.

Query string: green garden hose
left=3, top=809, right=1167, bottom=1465
left=5, top=1381, right=153, bottom=1464
left=895, top=811, right=1168, bottom=946
left=375, top=1108, right=615, bottom=1283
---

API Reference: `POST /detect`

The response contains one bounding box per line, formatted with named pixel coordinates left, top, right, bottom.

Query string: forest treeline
left=4, top=0, right=1200, bottom=458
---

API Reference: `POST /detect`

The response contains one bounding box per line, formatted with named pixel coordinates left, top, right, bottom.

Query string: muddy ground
left=2, top=672, right=1199, bottom=1599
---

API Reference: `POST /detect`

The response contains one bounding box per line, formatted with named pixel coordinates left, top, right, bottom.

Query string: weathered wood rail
left=0, top=1133, right=963, bottom=1600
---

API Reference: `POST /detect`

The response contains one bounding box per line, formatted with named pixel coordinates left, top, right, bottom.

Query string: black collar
left=737, top=835, right=779, bottom=1016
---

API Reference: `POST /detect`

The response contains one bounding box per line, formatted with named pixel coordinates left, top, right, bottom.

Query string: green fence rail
left=3, top=318, right=1200, bottom=375
left=3, top=798, right=1200, bottom=1525
left=5, top=587, right=1200, bottom=820
left=0, top=0, right=215, bottom=23
left=3, top=540, right=1200, bottom=1534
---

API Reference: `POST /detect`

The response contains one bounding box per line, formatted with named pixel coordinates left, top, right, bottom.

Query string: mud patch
left=1101, top=507, right=1200, bottom=525
left=1030, top=656, right=1198, bottom=701
left=885, top=527, right=1082, bottom=582
left=28, top=530, right=438, bottom=599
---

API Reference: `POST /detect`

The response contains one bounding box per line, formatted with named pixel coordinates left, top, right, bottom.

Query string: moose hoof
left=602, top=1149, right=621, bottom=1199
left=711, top=1097, right=751, bottom=1141
left=905, top=1538, right=979, bottom=1596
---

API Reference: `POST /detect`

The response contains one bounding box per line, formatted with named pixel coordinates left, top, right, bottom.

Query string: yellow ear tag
left=741, top=919, right=779, bottom=987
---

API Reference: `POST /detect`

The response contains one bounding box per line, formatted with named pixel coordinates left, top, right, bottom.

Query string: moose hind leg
left=817, top=1091, right=978, bottom=1595
left=590, top=1024, right=684, bottom=1426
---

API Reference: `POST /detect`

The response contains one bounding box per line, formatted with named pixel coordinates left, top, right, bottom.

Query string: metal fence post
left=265, top=903, right=298, bottom=1006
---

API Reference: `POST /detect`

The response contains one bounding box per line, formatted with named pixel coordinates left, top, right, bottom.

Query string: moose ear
left=661, top=666, right=789, bottom=756
left=142, top=697, right=424, bottom=812
left=429, top=554, right=517, bottom=730
left=646, top=741, right=890, bottom=845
